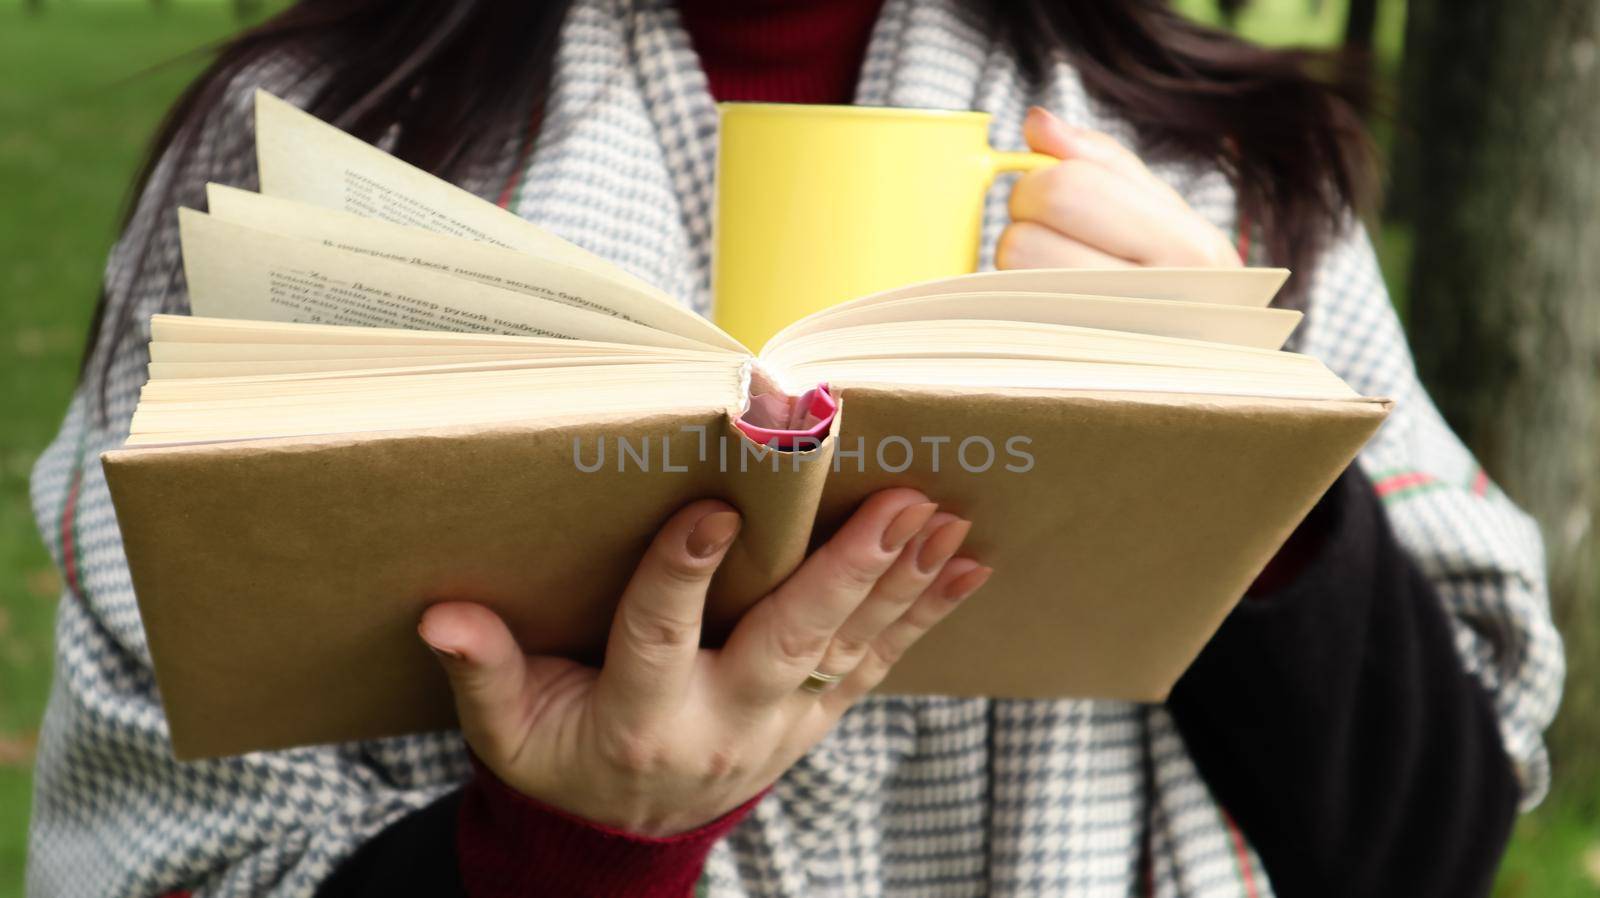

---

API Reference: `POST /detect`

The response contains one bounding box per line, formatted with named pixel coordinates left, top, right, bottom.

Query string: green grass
left=1497, top=791, right=1600, bottom=898
left=0, top=3, right=273, bottom=892
left=1172, top=0, right=1407, bottom=58
left=0, top=2, right=1593, bottom=897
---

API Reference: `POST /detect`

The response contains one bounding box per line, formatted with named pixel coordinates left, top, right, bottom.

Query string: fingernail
left=418, top=624, right=463, bottom=661
left=882, top=501, right=939, bottom=552
left=1028, top=105, right=1068, bottom=129
left=916, top=519, right=972, bottom=574
left=945, top=566, right=994, bottom=602
left=687, top=510, right=742, bottom=559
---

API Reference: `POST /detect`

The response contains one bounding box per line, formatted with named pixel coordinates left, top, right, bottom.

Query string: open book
left=103, top=92, right=1391, bottom=759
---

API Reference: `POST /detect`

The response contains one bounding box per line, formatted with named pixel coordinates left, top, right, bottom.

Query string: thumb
left=1024, top=106, right=1158, bottom=187
left=419, top=601, right=529, bottom=756
left=1023, top=105, right=1077, bottom=159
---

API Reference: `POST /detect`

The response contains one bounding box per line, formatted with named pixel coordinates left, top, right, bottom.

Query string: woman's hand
left=999, top=106, right=1242, bottom=270
left=418, top=489, right=989, bottom=837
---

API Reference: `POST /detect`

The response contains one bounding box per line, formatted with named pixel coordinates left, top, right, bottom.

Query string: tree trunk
left=1402, top=1, right=1600, bottom=797
left=1337, top=0, right=1380, bottom=118
left=1217, top=0, right=1249, bottom=28
left=1343, top=0, right=1379, bottom=50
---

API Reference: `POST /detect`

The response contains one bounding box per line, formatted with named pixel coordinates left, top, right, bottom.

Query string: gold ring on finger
left=799, top=669, right=845, bottom=695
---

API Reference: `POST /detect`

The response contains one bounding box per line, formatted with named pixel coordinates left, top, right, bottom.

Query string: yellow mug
left=712, top=103, right=1057, bottom=350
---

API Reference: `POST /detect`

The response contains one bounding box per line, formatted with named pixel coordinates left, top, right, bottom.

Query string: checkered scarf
left=26, top=0, right=1563, bottom=895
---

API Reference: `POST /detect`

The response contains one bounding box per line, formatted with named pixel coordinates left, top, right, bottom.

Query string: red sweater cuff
left=456, top=753, right=763, bottom=898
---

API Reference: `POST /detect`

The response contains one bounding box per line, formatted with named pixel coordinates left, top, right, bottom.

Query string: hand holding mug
left=1000, top=106, right=1244, bottom=270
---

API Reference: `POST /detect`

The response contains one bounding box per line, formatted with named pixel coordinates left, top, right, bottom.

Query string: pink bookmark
left=734, top=384, right=836, bottom=450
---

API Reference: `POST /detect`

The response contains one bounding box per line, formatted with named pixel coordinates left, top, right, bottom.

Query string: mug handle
left=987, top=150, right=1059, bottom=179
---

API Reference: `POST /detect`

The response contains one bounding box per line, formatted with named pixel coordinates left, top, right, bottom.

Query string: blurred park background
left=0, top=0, right=1595, bottom=895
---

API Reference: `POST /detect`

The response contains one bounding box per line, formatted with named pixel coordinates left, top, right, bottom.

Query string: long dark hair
left=83, top=0, right=1373, bottom=403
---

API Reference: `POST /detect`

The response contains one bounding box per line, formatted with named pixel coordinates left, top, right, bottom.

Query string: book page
left=765, top=291, right=1302, bottom=353
left=178, top=210, right=720, bottom=351
left=252, top=91, right=660, bottom=297
left=150, top=356, right=549, bottom=378
left=764, top=267, right=1292, bottom=352
left=148, top=316, right=733, bottom=362
left=126, top=362, right=747, bottom=445
left=151, top=341, right=540, bottom=362
left=205, top=185, right=745, bottom=353
left=837, top=267, right=1291, bottom=310
left=149, top=340, right=706, bottom=363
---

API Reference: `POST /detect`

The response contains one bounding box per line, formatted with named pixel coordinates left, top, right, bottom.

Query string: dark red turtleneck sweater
left=680, top=0, right=885, bottom=104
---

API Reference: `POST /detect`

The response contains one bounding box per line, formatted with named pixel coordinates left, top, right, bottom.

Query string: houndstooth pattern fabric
left=26, top=0, right=1563, bottom=896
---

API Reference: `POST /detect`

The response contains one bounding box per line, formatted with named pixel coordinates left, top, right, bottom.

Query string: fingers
left=823, top=559, right=994, bottom=714
left=1014, top=106, right=1242, bottom=269
left=718, top=488, right=936, bottom=706
left=419, top=601, right=534, bottom=759
left=596, top=500, right=741, bottom=725
left=1021, top=104, right=1074, bottom=160
left=1010, top=159, right=1239, bottom=268
left=811, top=512, right=970, bottom=678
left=1024, top=106, right=1186, bottom=203
left=997, top=220, right=1133, bottom=270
